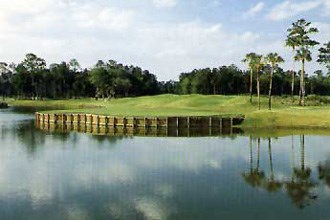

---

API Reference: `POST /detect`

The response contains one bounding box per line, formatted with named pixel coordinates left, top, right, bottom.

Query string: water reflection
left=36, top=121, right=243, bottom=137
left=241, top=135, right=321, bottom=209
left=2, top=110, right=330, bottom=219
left=265, top=138, right=283, bottom=193
left=242, top=138, right=265, bottom=188
left=285, top=135, right=318, bottom=209
left=318, top=160, right=330, bottom=188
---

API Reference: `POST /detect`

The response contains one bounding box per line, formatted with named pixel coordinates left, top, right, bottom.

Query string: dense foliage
left=1, top=54, right=330, bottom=100
left=0, top=54, right=161, bottom=100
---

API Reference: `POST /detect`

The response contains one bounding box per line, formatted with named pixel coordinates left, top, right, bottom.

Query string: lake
left=1, top=108, right=330, bottom=220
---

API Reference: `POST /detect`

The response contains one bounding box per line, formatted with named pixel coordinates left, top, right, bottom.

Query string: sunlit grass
left=8, top=94, right=330, bottom=129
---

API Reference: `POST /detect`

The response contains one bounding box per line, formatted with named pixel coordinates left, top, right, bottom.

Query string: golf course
left=8, top=94, right=330, bottom=130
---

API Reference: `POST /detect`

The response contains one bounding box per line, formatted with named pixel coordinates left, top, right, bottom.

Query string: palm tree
left=294, top=48, right=313, bottom=106
left=286, top=19, right=319, bottom=106
left=285, top=35, right=299, bottom=105
left=254, top=55, right=264, bottom=110
left=265, top=53, right=284, bottom=110
left=242, top=53, right=257, bottom=104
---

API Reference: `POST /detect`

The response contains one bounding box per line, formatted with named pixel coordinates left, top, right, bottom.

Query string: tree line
left=179, top=18, right=330, bottom=110
left=0, top=55, right=161, bottom=100
left=0, top=18, right=329, bottom=104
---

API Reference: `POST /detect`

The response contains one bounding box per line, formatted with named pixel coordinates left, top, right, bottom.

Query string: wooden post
left=105, top=116, right=108, bottom=127
left=155, top=117, right=158, bottom=128
left=123, top=117, right=127, bottom=128
left=187, top=117, right=190, bottom=129
left=209, top=117, right=212, bottom=127
left=219, top=117, right=223, bottom=135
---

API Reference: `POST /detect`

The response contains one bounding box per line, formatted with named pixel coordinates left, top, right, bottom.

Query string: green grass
left=7, top=94, right=330, bottom=129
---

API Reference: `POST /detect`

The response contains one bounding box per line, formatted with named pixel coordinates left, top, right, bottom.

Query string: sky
left=0, top=0, right=329, bottom=81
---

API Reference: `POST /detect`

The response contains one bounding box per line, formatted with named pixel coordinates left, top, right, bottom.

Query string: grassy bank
left=7, top=94, right=330, bottom=129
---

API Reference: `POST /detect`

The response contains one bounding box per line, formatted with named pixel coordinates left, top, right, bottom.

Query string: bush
left=306, top=95, right=330, bottom=106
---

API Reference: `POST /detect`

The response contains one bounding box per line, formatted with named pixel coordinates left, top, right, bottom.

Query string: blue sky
left=0, top=0, right=329, bottom=80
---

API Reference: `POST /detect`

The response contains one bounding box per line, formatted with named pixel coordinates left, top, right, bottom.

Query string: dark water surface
left=1, top=108, right=330, bottom=220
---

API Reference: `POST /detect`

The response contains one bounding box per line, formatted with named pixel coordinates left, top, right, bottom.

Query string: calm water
left=1, top=108, right=330, bottom=220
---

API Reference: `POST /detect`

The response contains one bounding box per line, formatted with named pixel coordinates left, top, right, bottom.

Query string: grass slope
left=8, top=94, right=330, bottom=129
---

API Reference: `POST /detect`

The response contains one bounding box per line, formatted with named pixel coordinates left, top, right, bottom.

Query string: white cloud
left=130, top=22, right=263, bottom=80
left=267, top=0, right=323, bottom=20
left=134, top=198, right=168, bottom=220
left=0, top=0, right=135, bottom=33
left=212, top=0, right=222, bottom=7
left=244, top=2, right=265, bottom=18
left=152, top=0, right=177, bottom=8
left=315, top=22, right=330, bottom=44
left=322, top=0, right=330, bottom=15
left=72, top=5, right=134, bottom=31
left=0, top=0, right=328, bottom=80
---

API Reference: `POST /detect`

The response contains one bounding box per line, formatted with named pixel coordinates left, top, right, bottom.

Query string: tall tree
left=242, top=53, right=258, bottom=103
left=254, top=54, right=264, bottom=110
left=22, top=53, right=47, bottom=99
left=68, top=58, right=81, bottom=72
left=0, top=62, right=8, bottom=100
left=286, top=19, right=319, bottom=106
left=317, top=42, right=330, bottom=75
left=89, top=63, right=109, bottom=99
left=286, top=31, right=299, bottom=105
left=265, top=53, right=284, bottom=110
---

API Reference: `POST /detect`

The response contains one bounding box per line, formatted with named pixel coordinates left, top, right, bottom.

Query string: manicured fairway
left=8, top=94, right=330, bottom=129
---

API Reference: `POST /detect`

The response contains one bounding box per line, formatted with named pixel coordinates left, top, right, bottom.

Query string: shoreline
left=7, top=95, right=330, bottom=130
left=35, top=112, right=245, bottom=128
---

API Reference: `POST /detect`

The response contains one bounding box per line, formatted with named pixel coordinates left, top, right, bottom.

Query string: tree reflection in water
left=264, top=138, right=282, bottom=193
left=318, top=160, right=330, bottom=188
left=242, top=135, right=318, bottom=210
left=242, top=137, right=265, bottom=188
left=285, top=135, right=317, bottom=209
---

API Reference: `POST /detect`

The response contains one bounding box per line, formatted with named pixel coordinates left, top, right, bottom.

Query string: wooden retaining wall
left=35, top=113, right=244, bottom=129
left=36, top=122, right=243, bottom=137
